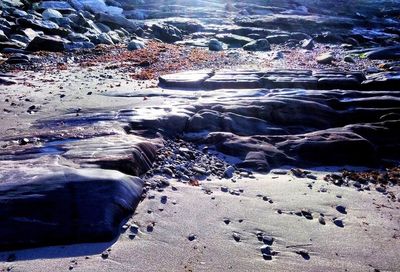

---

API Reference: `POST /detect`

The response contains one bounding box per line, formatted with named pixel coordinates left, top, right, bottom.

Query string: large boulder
left=151, top=23, right=182, bottom=43
left=26, top=35, right=68, bottom=52
left=0, top=166, right=144, bottom=250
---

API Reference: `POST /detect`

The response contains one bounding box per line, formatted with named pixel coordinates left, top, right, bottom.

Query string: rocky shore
left=0, top=0, right=399, bottom=271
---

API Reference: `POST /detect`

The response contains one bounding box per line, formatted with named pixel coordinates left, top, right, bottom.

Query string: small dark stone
left=188, top=233, right=197, bottom=241
left=333, top=219, right=344, bottom=228
left=336, top=205, right=347, bottom=214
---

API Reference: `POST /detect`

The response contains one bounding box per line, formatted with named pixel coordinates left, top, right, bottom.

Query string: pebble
left=333, top=219, right=344, bottom=228
left=301, top=210, right=313, bottom=220
left=318, top=216, right=326, bottom=225
left=221, top=186, right=229, bottom=192
left=260, top=245, right=272, bottom=255
left=232, top=232, right=241, bottom=242
left=295, top=249, right=310, bottom=260
left=336, top=205, right=347, bottom=214
left=188, top=233, right=197, bottom=241
left=262, top=235, right=274, bottom=245
left=101, top=251, right=109, bottom=259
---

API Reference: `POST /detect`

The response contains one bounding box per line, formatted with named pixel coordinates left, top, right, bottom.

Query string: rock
left=151, top=23, right=182, bottom=43
left=295, top=249, right=310, bottom=260
left=215, top=33, right=253, bottom=48
left=42, top=9, right=63, bottom=20
left=5, top=53, right=30, bottom=64
left=260, top=245, right=272, bottom=255
left=232, top=232, right=241, bottom=242
left=237, top=151, right=270, bottom=171
left=266, top=34, right=290, bottom=44
left=96, top=12, right=137, bottom=31
left=223, top=166, right=235, bottom=178
left=301, top=210, right=313, bottom=220
left=318, top=216, right=326, bottom=225
left=316, top=53, right=334, bottom=64
left=364, top=46, right=400, bottom=60
left=16, top=18, right=66, bottom=36
left=26, top=35, right=67, bottom=52
left=0, top=167, right=144, bottom=250
left=243, top=39, right=270, bottom=51
left=208, top=39, right=224, bottom=51
left=127, top=39, right=145, bottom=51
left=188, top=233, right=197, bottom=241
left=159, top=70, right=212, bottom=88
left=97, top=33, right=114, bottom=45
left=333, top=219, right=344, bottom=228
left=336, top=205, right=347, bottom=214
left=39, top=1, right=73, bottom=11
left=300, top=39, right=314, bottom=49
left=262, top=235, right=274, bottom=245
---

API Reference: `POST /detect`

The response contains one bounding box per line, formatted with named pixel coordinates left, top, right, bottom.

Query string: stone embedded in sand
left=262, top=235, right=274, bottom=245
left=336, top=205, right=347, bottom=214
left=188, top=233, right=197, bottom=241
left=333, top=219, right=344, bottom=228
left=319, top=216, right=326, bottom=225
left=301, top=210, right=313, bottom=220
left=232, top=232, right=241, bottom=242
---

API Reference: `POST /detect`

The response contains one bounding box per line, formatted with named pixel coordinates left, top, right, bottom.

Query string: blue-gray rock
left=0, top=168, right=143, bottom=250
left=208, top=39, right=224, bottom=51
left=42, top=9, right=63, bottom=21
left=26, top=35, right=67, bottom=52
left=128, top=39, right=145, bottom=51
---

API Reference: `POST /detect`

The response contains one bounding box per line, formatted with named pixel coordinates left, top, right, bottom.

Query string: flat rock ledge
left=159, top=69, right=399, bottom=90
left=0, top=130, right=158, bottom=250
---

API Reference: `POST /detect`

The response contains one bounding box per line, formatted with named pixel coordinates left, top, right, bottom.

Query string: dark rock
left=237, top=151, right=270, bottom=171
left=336, top=205, right=347, bottom=214
left=364, top=46, right=400, bottom=60
left=266, top=34, right=290, bottom=44
left=151, top=23, right=182, bottom=43
left=208, top=39, right=224, bottom=51
left=0, top=167, right=143, bottom=250
left=26, top=35, right=67, bottom=52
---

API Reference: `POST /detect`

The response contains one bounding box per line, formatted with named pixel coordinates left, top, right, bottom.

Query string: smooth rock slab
left=0, top=166, right=143, bottom=250
left=159, top=70, right=213, bottom=88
